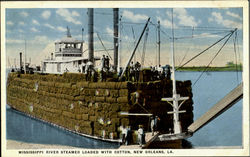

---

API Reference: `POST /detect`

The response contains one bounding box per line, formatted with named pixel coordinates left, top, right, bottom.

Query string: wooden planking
left=188, top=82, right=243, bottom=133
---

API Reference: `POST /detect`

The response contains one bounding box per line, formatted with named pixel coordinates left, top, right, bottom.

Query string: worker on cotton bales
left=101, top=55, right=105, bottom=71
left=105, top=56, right=110, bottom=71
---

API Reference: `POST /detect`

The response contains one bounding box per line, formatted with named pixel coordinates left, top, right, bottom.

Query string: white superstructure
left=42, top=27, right=99, bottom=74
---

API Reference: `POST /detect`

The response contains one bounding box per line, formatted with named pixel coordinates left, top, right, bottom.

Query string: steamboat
left=7, top=8, right=197, bottom=148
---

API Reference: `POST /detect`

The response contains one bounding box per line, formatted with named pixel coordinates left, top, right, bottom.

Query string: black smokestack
left=88, top=8, right=94, bottom=62
left=19, top=52, right=22, bottom=70
left=113, top=8, right=119, bottom=72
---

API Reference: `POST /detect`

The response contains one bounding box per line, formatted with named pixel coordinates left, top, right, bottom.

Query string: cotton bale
left=106, top=97, right=117, bottom=103
left=105, top=82, right=116, bottom=89
left=117, top=97, right=129, bottom=103
left=82, top=114, right=89, bottom=120
left=119, top=89, right=129, bottom=97
left=109, top=90, right=119, bottom=98
left=80, top=121, right=92, bottom=127
left=111, top=103, right=120, bottom=112
left=95, top=96, right=105, bottom=102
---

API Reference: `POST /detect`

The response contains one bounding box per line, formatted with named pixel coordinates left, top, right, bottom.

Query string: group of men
left=80, top=61, right=98, bottom=81
left=150, top=65, right=171, bottom=81
left=121, top=125, right=145, bottom=147
left=101, top=55, right=110, bottom=72
left=123, top=61, right=141, bottom=82
left=80, top=58, right=171, bottom=82
left=121, top=115, right=160, bottom=147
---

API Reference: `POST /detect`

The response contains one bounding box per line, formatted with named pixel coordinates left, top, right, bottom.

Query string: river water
left=176, top=71, right=242, bottom=147
left=6, top=71, right=242, bottom=148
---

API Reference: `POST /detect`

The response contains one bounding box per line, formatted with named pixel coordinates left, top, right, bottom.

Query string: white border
left=1, top=1, right=249, bottom=156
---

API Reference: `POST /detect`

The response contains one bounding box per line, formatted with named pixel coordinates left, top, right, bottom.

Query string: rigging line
left=174, top=30, right=231, bottom=40
left=121, top=22, right=145, bottom=25
left=233, top=30, right=239, bottom=83
left=177, top=44, right=192, bottom=67
left=94, top=12, right=113, bottom=15
left=160, top=29, right=172, bottom=39
left=96, top=32, right=113, bottom=60
left=149, top=21, right=171, bottom=39
left=155, top=24, right=158, bottom=65
left=171, top=25, right=235, bottom=30
left=134, top=100, right=151, bottom=114
left=192, top=30, right=236, bottom=87
left=176, top=30, right=234, bottom=70
left=131, top=26, right=137, bottom=62
left=177, top=27, right=195, bottom=66
left=121, top=28, right=135, bottom=59
left=236, top=31, right=241, bottom=71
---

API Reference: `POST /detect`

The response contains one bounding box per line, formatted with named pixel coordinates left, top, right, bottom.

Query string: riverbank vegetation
left=177, top=62, right=242, bottom=72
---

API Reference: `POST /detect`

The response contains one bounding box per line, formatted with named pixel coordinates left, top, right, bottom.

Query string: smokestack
left=113, top=8, right=119, bottom=72
left=19, top=52, right=22, bottom=70
left=88, top=8, right=94, bottom=62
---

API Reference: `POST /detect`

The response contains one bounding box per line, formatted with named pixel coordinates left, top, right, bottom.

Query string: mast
left=118, top=15, right=122, bottom=73
left=171, top=8, right=180, bottom=134
left=157, top=21, right=161, bottom=66
left=88, top=8, right=94, bottom=62
left=113, top=8, right=119, bottom=72
left=161, top=9, right=189, bottom=135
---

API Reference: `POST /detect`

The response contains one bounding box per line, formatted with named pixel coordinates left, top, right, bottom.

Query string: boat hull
left=7, top=72, right=194, bottom=146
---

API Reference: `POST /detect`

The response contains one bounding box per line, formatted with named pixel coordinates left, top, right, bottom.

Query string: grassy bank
left=177, top=66, right=242, bottom=72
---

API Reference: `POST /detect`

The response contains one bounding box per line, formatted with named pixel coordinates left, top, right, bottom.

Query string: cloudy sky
left=5, top=8, right=243, bottom=67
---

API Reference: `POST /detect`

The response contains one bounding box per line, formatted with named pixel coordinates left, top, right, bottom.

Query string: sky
left=5, top=8, right=243, bottom=68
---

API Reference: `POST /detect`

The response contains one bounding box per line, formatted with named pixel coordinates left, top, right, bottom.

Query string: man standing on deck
left=166, top=65, right=171, bottom=80
left=129, top=61, right=134, bottom=81
left=151, top=116, right=155, bottom=136
left=138, top=125, right=144, bottom=147
left=121, top=125, right=127, bottom=144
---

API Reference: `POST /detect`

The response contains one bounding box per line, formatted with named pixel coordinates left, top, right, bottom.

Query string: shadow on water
left=182, top=139, right=193, bottom=149
left=6, top=106, right=120, bottom=149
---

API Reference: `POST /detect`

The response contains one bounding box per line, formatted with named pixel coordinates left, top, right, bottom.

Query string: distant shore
left=176, top=66, right=242, bottom=72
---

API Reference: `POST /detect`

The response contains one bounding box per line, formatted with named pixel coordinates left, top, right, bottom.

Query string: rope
left=96, top=32, right=113, bottom=60
left=174, top=30, right=231, bottom=40
left=176, top=30, right=234, bottom=70
left=192, top=30, right=235, bottom=87
left=233, top=30, right=239, bottom=83
left=177, top=27, right=193, bottom=67
left=94, top=11, right=112, bottom=15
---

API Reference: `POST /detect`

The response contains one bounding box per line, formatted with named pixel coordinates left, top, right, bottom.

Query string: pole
left=119, top=18, right=150, bottom=79
left=158, top=21, right=161, bottom=67
left=118, top=15, right=122, bottom=73
left=19, top=52, right=22, bottom=71
left=141, top=28, right=149, bottom=68
left=171, top=8, right=181, bottom=134
left=24, top=40, right=26, bottom=74
left=88, top=8, right=94, bottom=62
left=113, top=8, right=119, bottom=72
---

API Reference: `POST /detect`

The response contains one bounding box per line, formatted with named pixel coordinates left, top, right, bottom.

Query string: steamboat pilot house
left=42, top=27, right=99, bottom=74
